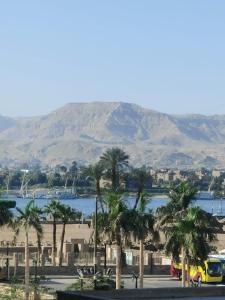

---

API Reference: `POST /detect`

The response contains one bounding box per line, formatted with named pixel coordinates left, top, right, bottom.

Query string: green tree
left=58, top=205, right=81, bottom=266
left=157, top=181, right=197, bottom=227
left=82, top=161, right=105, bottom=212
left=13, top=201, right=43, bottom=300
left=59, top=165, right=69, bottom=189
left=69, top=161, right=78, bottom=194
left=0, top=188, right=15, bottom=225
left=132, top=166, right=152, bottom=210
left=100, top=148, right=129, bottom=192
left=47, top=172, right=63, bottom=187
left=164, top=207, right=220, bottom=286
left=157, top=181, right=217, bottom=287
left=132, top=194, right=158, bottom=288
left=44, top=199, right=63, bottom=266
left=98, top=193, right=131, bottom=289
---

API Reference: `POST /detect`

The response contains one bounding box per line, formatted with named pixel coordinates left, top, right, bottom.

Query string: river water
left=10, top=196, right=225, bottom=217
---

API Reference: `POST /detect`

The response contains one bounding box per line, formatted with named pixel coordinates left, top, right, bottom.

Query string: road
left=40, top=275, right=225, bottom=291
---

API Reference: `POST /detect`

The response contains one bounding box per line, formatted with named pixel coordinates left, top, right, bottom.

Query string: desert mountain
left=1, top=102, right=225, bottom=168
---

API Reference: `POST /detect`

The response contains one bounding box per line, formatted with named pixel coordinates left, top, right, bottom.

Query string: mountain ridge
left=1, top=101, right=225, bottom=168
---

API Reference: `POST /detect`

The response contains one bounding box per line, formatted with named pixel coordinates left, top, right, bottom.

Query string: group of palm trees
left=0, top=197, right=80, bottom=300
left=0, top=147, right=221, bottom=297
left=81, top=147, right=219, bottom=290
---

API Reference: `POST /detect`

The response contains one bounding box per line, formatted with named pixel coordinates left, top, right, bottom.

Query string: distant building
left=212, top=169, right=222, bottom=178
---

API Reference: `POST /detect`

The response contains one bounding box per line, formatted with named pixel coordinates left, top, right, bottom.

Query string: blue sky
left=0, top=0, right=225, bottom=116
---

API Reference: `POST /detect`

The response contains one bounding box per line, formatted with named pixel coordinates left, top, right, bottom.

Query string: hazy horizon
left=2, top=101, right=225, bottom=118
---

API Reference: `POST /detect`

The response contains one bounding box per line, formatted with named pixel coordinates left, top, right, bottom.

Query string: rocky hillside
left=1, top=102, right=225, bottom=168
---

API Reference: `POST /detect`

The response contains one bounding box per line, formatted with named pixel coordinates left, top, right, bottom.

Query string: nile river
left=10, top=196, right=225, bottom=217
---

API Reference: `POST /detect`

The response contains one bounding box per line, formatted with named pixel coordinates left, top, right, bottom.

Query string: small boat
left=193, top=191, right=215, bottom=200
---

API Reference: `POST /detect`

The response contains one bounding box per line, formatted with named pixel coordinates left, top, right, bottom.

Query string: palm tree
left=0, top=201, right=14, bottom=226
left=58, top=205, right=81, bottom=266
left=132, top=166, right=152, bottom=210
left=157, top=181, right=197, bottom=287
left=13, top=200, right=43, bottom=300
left=164, top=206, right=220, bottom=286
left=157, top=181, right=220, bottom=287
left=157, top=181, right=197, bottom=230
left=100, top=148, right=129, bottom=192
left=82, top=161, right=105, bottom=212
left=69, top=161, right=78, bottom=194
left=98, top=193, right=131, bottom=289
left=59, top=165, right=69, bottom=189
left=44, top=199, right=63, bottom=266
left=132, top=194, right=158, bottom=288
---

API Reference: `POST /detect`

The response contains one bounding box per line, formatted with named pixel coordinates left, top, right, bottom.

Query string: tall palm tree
left=98, top=193, right=131, bottom=289
left=44, top=199, right=63, bottom=266
left=157, top=181, right=197, bottom=287
left=164, top=206, right=219, bottom=286
left=157, top=181, right=220, bottom=287
left=69, top=161, right=78, bottom=194
left=82, top=161, right=105, bottom=212
left=13, top=201, right=43, bottom=300
left=0, top=201, right=14, bottom=226
left=100, top=148, right=129, bottom=192
left=132, top=166, right=152, bottom=210
left=59, top=165, right=69, bottom=189
left=132, top=194, right=158, bottom=288
left=58, top=205, right=81, bottom=266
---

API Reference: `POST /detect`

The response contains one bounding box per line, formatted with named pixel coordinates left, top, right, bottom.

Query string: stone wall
left=0, top=223, right=93, bottom=245
left=6, top=264, right=170, bottom=276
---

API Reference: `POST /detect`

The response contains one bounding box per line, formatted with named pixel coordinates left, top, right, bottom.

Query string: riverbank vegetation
left=0, top=147, right=221, bottom=296
left=1, top=147, right=225, bottom=197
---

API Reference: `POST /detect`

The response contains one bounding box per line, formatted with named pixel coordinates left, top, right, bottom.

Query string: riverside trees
left=44, top=198, right=82, bottom=266
left=100, top=147, right=129, bottom=192
left=0, top=147, right=222, bottom=292
left=44, top=199, right=62, bottom=266
left=97, top=193, right=132, bottom=289
left=157, top=182, right=220, bottom=287
left=13, top=201, right=43, bottom=300
left=58, top=205, right=81, bottom=266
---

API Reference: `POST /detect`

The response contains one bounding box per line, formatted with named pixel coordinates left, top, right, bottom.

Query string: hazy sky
left=1, top=0, right=225, bottom=117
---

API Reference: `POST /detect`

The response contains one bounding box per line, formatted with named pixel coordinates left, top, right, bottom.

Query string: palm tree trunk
left=37, top=234, right=42, bottom=266
left=133, top=187, right=142, bottom=210
left=25, top=232, right=30, bottom=300
left=64, top=176, right=68, bottom=189
left=6, top=176, right=10, bottom=194
left=139, top=240, right=144, bottom=288
left=59, top=222, right=66, bottom=266
left=116, top=244, right=122, bottom=289
left=52, top=219, right=56, bottom=267
left=72, top=177, right=76, bottom=194
left=112, top=166, right=117, bottom=192
left=96, top=180, right=104, bottom=213
left=181, top=246, right=186, bottom=287
left=186, top=255, right=190, bottom=287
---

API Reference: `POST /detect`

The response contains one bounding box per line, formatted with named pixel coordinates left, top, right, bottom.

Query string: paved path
left=40, top=275, right=225, bottom=291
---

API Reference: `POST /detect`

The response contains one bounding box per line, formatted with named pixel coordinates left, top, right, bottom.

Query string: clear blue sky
left=0, top=0, right=225, bottom=117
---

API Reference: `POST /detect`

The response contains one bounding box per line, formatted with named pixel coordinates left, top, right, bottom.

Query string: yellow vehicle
left=171, top=257, right=222, bottom=283
left=190, top=258, right=222, bottom=283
